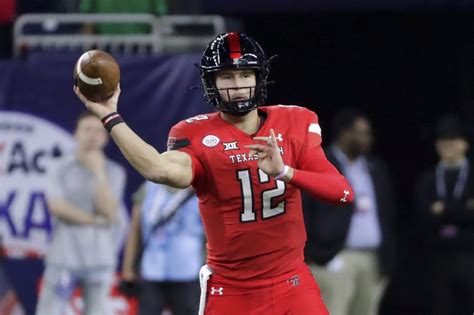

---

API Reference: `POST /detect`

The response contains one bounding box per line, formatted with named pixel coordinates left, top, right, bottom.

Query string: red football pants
left=203, top=262, right=329, bottom=315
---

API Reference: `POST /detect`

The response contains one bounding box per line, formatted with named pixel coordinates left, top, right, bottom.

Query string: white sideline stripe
left=76, top=53, right=103, bottom=85
left=309, top=123, right=321, bottom=135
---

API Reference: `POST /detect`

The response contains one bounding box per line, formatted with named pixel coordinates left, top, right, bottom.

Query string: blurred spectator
left=303, top=108, right=397, bottom=315
left=121, top=182, right=203, bottom=315
left=80, top=0, right=167, bottom=34
left=36, top=111, right=127, bottom=315
left=414, top=114, right=474, bottom=315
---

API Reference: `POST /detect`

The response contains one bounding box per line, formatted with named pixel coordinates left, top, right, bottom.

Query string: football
left=74, top=50, right=120, bottom=102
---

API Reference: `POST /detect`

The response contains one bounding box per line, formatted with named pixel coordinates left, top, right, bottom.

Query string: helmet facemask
left=215, top=84, right=256, bottom=117
left=203, top=68, right=268, bottom=116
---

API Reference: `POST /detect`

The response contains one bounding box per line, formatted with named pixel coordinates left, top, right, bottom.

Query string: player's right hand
left=73, top=84, right=121, bottom=119
left=246, top=129, right=286, bottom=177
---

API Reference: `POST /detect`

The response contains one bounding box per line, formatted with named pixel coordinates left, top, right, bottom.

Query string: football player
left=74, top=32, right=354, bottom=315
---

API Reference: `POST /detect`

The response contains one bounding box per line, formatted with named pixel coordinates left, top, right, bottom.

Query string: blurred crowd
left=304, top=110, right=474, bottom=315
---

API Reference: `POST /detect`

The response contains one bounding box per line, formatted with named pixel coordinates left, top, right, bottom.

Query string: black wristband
left=101, top=112, right=124, bottom=133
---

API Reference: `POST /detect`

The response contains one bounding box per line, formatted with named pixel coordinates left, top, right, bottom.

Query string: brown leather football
left=74, top=50, right=120, bottom=102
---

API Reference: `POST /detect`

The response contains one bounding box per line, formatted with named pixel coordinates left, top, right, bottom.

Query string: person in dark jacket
left=414, top=114, right=474, bottom=315
left=303, top=108, right=397, bottom=315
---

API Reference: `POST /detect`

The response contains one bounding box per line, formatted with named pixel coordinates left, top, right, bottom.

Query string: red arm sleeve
left=288, top=109, right=354, bottom=205
left=291, top=146, right=354, bottom=205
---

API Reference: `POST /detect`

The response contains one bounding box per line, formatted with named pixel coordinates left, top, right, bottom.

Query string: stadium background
left=1, top=0, right=474, bottom=314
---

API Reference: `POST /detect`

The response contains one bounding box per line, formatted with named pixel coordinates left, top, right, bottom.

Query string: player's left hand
left=246, top=129, right=285, bottom=178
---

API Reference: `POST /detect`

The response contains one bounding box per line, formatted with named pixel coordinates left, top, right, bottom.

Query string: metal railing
left=159, top=15, right=226, bottom=53
left=13, top=14, right=227, bottom=56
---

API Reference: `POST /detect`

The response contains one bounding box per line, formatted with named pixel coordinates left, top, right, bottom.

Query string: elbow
left=135, top=151, right=167, bottom=183
left=144, top=166, right=189, bottom=189
left=142, top=163, right=167, bottom=183
left=143, top=166, right=168, bottom=185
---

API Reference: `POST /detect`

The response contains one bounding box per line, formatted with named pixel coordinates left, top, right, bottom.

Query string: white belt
left=198, top=264, right=213, bottom=315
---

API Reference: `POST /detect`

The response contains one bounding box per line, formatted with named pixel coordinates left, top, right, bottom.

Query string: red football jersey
left=168, top=105, right=325, bottom=280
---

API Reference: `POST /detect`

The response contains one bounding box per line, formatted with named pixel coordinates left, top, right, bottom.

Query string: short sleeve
left=167, top=124, right=206, bottom=188
left=167, top=124, right=194, bottom=153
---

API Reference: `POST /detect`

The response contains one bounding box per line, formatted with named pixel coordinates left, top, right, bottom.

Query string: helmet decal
left=227, top=32, right=242, bottom=60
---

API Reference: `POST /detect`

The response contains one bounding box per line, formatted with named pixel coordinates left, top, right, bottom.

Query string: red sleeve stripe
left=227, top=32, right=242, bottom=59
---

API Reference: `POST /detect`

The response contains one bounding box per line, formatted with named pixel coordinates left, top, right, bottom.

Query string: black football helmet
left=197, top=32, right=275, bottom=116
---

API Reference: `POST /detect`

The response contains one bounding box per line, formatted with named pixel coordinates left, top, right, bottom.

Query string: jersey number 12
left=237, top=169, right=286, bottom=222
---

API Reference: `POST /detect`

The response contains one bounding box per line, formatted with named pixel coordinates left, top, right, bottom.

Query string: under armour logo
left=340, top=190, right=350, bottom=203
left=211, top=287, right=224, bottom=295
left=287, top=275, right=300, bottom=287
left=223, top=141, right=239, bottom=151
